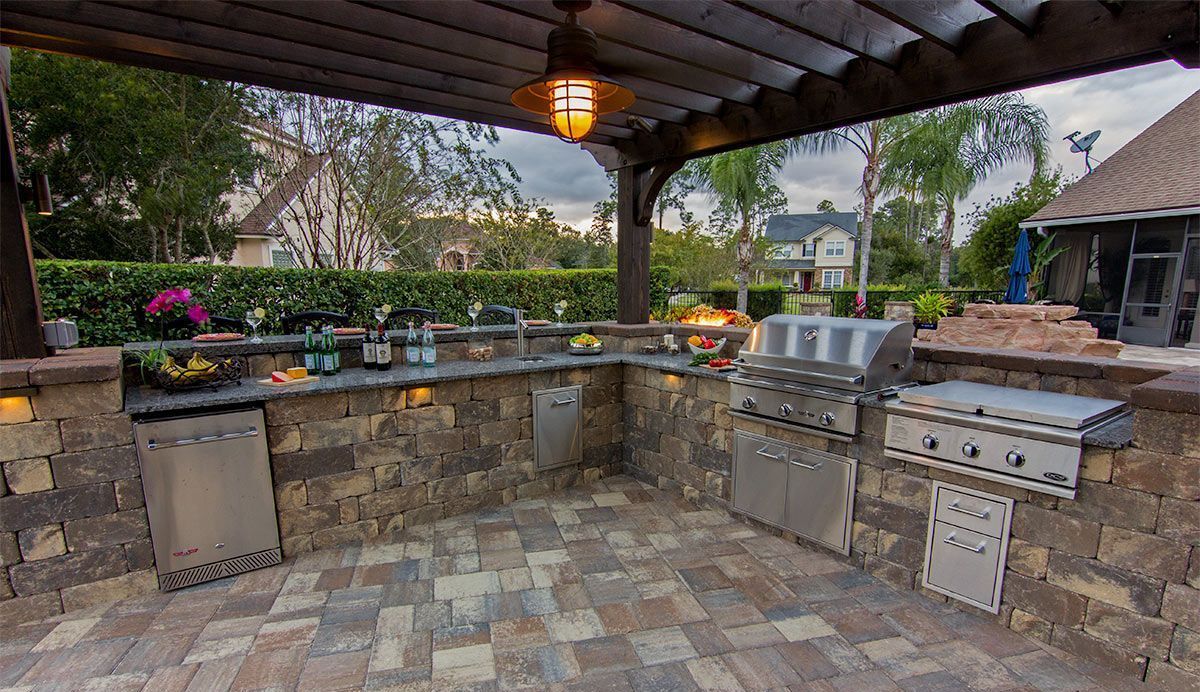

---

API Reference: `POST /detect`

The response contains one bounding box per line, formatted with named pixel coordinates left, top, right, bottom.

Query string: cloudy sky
left=488, top=60, right=1200, bottom=243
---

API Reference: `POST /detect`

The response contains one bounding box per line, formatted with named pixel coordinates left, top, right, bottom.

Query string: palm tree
left=887, top=94, right=1049, bottom=286
left=795, top=115, right=920, bottom=301
left=683, top=142, right=797, bottom=313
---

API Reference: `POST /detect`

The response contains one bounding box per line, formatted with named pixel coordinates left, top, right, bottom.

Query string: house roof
left=764, top=213, right=859, bottom=242
left=1025, top=90, right=1200, bottom=225
left=765, top=259, right=816, bottom=269
left=238, top=153, right=328, bottom=237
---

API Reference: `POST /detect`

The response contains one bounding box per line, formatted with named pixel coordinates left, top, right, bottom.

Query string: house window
left=271, top=250, right=295, bottom=268
left=825, top=240, right=846, bottom=257
left=822, top=270, right=844, bottom=288
left=773, top=245, right=791, bottom=259
left=801, top=243, right=816, bottom=257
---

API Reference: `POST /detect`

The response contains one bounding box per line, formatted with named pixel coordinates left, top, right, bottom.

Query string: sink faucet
left=515, top=309, right=530, bottom=357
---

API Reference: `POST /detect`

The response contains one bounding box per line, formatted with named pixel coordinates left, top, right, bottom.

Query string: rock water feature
left=918, top=304, right=1124, bottom=358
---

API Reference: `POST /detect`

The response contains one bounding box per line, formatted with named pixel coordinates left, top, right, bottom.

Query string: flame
left=680, top=315, right=735, bottom=326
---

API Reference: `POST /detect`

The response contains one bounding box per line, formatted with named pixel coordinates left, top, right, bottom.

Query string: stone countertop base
left=124, top=350, right=732, bottom=415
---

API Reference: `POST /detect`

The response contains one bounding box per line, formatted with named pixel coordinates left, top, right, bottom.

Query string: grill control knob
left=741, top=396, right=756, bottom=410
left=819, top=412, right=835, bottom=427
left=778, top=404, right=794, bottom=417
left=922, top=433, right=939, bottom=450
left=961, top=441, right=981, bottom=458
left=1006, top=450, right=1026, bottom=468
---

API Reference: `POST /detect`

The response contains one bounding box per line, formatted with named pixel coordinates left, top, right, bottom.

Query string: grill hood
left=737, top=314, right=915, bottom=392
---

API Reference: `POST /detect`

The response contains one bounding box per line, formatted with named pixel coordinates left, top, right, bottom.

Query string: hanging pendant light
left=511, top=0, right=635, bottom=143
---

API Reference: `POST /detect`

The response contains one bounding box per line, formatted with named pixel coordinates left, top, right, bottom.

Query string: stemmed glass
left=554, top=300, right=567, bottom=327
left=467, top=301, right=482, bottom=332
left=245, top=309, right=263, bottom=344
left=374, top=304, right=391, bottom=332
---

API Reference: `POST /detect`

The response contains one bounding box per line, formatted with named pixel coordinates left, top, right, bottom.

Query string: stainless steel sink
left=516, top=355, right=553, bottom=363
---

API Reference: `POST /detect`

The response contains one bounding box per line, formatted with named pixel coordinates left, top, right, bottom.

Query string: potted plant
left=911, top=291, right=954, bottom=330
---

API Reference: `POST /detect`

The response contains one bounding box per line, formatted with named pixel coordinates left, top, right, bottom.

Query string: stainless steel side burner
left=884, top=381, right=1129, bottom=499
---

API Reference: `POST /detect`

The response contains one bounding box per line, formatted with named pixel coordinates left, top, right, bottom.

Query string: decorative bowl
left=688, top=338, right=726, bottom=356
left=568, top=342, right=604, bottom=356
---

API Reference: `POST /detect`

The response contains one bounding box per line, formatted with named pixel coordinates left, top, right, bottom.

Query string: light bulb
left=548, top=79, right=598, bottom=143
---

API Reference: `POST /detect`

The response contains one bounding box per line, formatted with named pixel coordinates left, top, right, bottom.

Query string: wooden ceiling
left=1, top=0, right=1196, bottom=170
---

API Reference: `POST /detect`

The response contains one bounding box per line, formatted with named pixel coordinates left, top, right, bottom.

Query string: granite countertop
left=124, top=350, right=733, bottom=415
left=124, top=323, right=589, bottom=356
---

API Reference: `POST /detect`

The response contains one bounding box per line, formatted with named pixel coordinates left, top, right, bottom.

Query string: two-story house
left=763, top=212, right=858, bottom=290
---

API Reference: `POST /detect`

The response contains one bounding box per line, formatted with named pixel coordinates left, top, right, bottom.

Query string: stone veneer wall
left=0, top=349, right=154, bottom=626
left=620, top=356, right=1199, bottom=687
left=263, top=365, right=624, bottom=557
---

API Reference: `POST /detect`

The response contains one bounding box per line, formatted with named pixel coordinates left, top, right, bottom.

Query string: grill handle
left=790, top=459, right=824, bottom=471
left=754, top=446, right=786, bottom=462
left=736, top=362, right=864, bottom=388
left=146, top=427, right=259, bottom=450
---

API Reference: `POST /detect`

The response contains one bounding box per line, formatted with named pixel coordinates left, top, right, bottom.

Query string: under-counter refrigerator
left=133, top=407, right=281, bottom=590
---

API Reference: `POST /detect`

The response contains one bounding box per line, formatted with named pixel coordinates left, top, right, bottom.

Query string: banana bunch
left=159, top=352, right=220, bottom=382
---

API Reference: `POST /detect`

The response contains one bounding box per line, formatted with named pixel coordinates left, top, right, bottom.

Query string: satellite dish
left=1063, top=130, right=1102, bottom=173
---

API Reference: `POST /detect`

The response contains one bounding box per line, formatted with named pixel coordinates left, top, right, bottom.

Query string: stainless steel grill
left=884, top=381, right=1129, bottom=499
left=730, top=315, right=916, bottom=440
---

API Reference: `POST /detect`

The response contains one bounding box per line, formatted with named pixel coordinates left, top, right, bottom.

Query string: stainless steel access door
left=134, top=408, right=280, bottom=589
left=732, top=432, right=788, bottom=527
left=533, top=386, right=582, bottom=470
left=784, top=447, right=856, bottom=554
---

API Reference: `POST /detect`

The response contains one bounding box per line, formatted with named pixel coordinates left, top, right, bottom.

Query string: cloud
left=490, top=61, right=1200, bottom=241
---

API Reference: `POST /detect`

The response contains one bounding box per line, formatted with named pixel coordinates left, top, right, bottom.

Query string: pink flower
left=187, top=304, right=210, bottom=325
left=146, top=287, right=196, bottom=315
left=165, top=288, right=192, bottom=303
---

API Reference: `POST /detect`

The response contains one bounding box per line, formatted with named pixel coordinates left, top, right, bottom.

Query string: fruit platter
left=153, top=351, right=243, bottom=392
left=687, top=334, right=726, bottom=355
left=567, top=333, right=604, bottom=355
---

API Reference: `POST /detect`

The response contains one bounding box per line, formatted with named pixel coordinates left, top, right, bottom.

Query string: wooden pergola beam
left=588, top=0, right=1198, bottom=170
left=977, top=0, right=1043, bottom=36
left=0, top=81, right=46, bottom=360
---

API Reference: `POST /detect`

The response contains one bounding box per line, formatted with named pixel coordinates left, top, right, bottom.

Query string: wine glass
left=245, top=310, right=263, bottom=344
left=553, top=300, right=566, bottom=327
left=467, top=301, right=481, bottom=332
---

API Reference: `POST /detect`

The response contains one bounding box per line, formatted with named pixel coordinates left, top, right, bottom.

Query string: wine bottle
left=362, top=325, right=377, bottom=370
left=421, top=321, right=436, bottom=367
left=375, top=323, right=393, bottom=371
left=303, top=326, right=317, bottom=372
left=405, top=321, right=420, bottom=367
left=320, top=326, right=336, bottom=376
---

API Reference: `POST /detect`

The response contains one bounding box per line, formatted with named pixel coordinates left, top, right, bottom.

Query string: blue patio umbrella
left=1003, top=229, right=1032, bottom=304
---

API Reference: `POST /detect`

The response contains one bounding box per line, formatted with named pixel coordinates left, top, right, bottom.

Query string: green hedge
left=36, top=260, right=672, bottom=347
left=706, top=282, right=783, bottom=322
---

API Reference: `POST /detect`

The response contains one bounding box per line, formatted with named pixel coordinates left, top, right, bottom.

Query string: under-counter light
left=510, top=0, right=634, bottom=143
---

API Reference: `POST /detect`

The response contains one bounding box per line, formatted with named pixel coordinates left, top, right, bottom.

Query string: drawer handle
left=550, top=397, right=577, bottom=407
left=943, top=532, right=986, bottom=554
left=947, top=500, right=991, bottom=520
left=790, top=460, right=824, bottom=471
left=146, top=427, right=258, bottom=450
left=754, top=446, right=785, bottom=461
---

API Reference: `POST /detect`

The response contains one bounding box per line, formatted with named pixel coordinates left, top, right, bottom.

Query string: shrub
left=36, top=260, right=671, bottom=346
left=706, top=281, right=783, bottom=321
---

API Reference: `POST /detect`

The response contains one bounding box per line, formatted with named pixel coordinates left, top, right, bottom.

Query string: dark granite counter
left=124, top=350, right=732, bottom=415
left=124, top=323, right=589, bottom=357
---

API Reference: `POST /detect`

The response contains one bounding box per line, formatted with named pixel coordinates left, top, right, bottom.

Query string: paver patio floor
left=0, top=476, right=1142, bottom=691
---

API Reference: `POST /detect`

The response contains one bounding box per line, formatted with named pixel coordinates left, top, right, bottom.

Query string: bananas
left=159, top=352, right=220, bottom=382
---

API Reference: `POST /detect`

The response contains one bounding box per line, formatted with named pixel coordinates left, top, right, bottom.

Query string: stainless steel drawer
left=925, top=522, right=1003, bottom=611
left=785, top=448, right=856, bottom=554
left=732, top=432, right=788, bottom=528
left=933, top=486, right=1006, bottom=538
left=533, top=386, right=582, bottom=470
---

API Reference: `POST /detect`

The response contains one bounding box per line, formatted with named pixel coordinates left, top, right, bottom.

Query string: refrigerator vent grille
left=158, top=548, right=282, bottom=591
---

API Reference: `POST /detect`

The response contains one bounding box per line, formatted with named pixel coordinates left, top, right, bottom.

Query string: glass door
left=1117, top=217, right=1188, bottom=346
left=1172, top=236, right=1198, bottom=347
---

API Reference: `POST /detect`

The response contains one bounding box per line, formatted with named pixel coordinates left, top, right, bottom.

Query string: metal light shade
left=33, top=173, right=52, bottom=216
left=511, top=6, right=635, bottom=143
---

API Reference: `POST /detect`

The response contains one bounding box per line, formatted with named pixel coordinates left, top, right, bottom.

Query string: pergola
left=1, top=0, right=1196, bottom=359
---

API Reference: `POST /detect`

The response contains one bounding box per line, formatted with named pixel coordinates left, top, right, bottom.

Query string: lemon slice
left=381, top=304, right=392, bottom=314
left=253, top=307, right=266, bottom=319
left=473, top=301, right=483, bottom=311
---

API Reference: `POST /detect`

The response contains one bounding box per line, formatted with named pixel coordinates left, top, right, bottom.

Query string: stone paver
left=0, top=475, right=1147, bottom=690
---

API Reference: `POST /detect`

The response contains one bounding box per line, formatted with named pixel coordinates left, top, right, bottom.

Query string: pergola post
left=616, top=159, right=683, bottom=324
left=0, top=61, right=47, bottom=360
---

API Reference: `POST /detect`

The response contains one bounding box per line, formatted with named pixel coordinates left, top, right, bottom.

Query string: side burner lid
left=898, top=380, right=1127, bottom=429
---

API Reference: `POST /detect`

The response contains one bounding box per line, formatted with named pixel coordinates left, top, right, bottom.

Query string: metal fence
left=666, top=288, right=1005, bottom=321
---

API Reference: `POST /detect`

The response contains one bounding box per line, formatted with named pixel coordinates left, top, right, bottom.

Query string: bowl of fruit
left=568, top=333, right=604, bottom=355
left=687, top=334, right=726, bottom=355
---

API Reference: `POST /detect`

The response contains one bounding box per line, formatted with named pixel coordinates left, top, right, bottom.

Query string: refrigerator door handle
left=146, top=427, right=259, bottom=450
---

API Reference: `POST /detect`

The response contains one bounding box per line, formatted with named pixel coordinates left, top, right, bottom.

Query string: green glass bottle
left=320, top=326, right=336, bottom=376
left=421, top=321, right=436, bottom=367
left=405, top=321, right=420, bottom=367
left=303, top=326, right=317, bottom=372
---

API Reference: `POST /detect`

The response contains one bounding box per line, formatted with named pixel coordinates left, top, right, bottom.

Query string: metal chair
left=162, top=315, right=243, bottom=339
left=281, top=310, right=350, bottom=334
left=386, top=307, right=439, bottom=329
left=476, top=304, right=517, bottom=326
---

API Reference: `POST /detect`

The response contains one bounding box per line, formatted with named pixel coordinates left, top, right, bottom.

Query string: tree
left=472, top=196, right=569, bottom=270
left=865, top=196, right=942, bottom=285
left=958, top=171, right=1066, bottom=288
left=796, top=116, right=920, bottom=302
left=253, top=91, right=519, bottom=270
left=10, top=49, right=257, bottom=262
left=682, top=142, right=797, bottom=313
left=887, top=94, right=1049, bottom=286
left=816, top=199, right=838, bottom=213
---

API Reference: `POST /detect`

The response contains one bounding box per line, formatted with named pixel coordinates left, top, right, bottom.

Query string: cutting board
left=257, top=375, right=320, bottom=387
